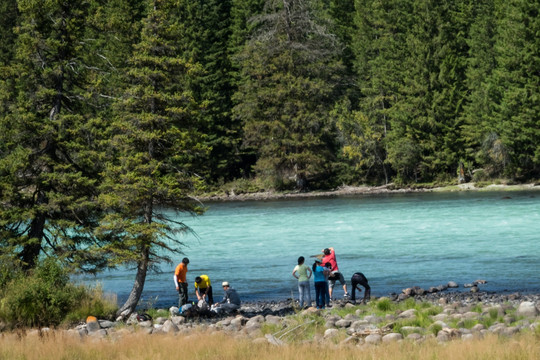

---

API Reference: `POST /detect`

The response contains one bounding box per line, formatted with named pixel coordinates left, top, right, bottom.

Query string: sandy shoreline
left=198, top=182, right=540, bottom=202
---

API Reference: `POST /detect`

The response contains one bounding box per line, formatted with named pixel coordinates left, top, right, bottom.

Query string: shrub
left=0, top=259, right=117, bottom=328
left=63, top=285, right=118, bottom=325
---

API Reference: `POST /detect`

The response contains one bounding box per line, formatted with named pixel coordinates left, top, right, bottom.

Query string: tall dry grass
left=0, top=330, right=538, bottom=360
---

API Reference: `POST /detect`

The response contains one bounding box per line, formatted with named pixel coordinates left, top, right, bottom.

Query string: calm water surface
left=81, top=191, right=540, bottom=308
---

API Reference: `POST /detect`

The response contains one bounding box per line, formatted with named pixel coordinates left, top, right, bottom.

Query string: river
left=80, top=190, right=540, bottom=308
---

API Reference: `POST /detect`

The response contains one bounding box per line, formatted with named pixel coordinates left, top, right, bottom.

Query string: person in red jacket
left=321, top=247, right=349, bottom=299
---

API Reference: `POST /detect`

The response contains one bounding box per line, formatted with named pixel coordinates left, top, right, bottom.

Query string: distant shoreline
left=198, top=182, right=540, bottom=202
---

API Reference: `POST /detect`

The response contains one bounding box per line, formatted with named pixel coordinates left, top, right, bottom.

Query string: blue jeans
left=298, top=281, right=311, bottom=307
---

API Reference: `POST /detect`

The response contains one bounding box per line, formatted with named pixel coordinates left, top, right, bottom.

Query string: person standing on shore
left=322, top=247, right=349, bottom=299
left=194, top=274, right=214, bottom=305
left=292, top=256, right=312, bottom=308
left=313, top=259, right=330, bottom=309
left=350, top=272, right=371, bottom=304
left=174, top=257, right=189, bottom=307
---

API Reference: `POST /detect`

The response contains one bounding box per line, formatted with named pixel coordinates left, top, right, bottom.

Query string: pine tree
left=348, top=0, right=415, bottom=183
left=172, top=0, right=244, bottom=184
left=0, top=0, right=18, bottom=66
left=0, top=0, right=104, bottom=271
left=233, top=0, right=346, bottom=190
left=96, top=0, right=208, bottom=316
left=490, top=0, right=540, bottom=177
left=460, top=0, right=499, bottom=177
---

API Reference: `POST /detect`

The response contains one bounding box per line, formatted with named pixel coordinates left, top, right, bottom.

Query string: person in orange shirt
left=174, top=257, right=189, bottom=306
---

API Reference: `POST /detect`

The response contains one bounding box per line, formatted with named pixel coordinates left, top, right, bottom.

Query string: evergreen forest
left=0, top=0, right=539, bottom=317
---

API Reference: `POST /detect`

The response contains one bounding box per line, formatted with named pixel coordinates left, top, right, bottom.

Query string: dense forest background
left=1, top=0, right=539, bottom=193
left=0, top=0, right=539, bottom=315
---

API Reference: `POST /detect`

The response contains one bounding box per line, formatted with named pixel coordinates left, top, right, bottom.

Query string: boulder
left=400, top=326, right=422, bottom=334
left=169, top=306, right=179, bottom=316
left=398, top=309, right=417, bottom=318
left=447, top=281, right=459, bottom=288
left=86, top=320, right=101, bottom=333
left=171, top=316, right=186, bottom=326
left=382, top=333, right=403, bottom=342
left=161, top=320, right=179, bottom=333
left=323, top=328, right=339, bottom=339
left=335, top=319, right=351, bottom=328
left=502, top=326, right=520, bottom=337
left=365, top=334, right=382, bottom=345
left=98, top=320, right=115, bottom=329
left=516, top=301, right=538, bottom=317
left=406, top=333, right=424, bottom=342
left=436, top=284, right=448, bottom=292
left=230, top=316, right=248, bottom=329
left=340, top=336, right=360, bottom=346
left=138, top=320, right=153, bottom=328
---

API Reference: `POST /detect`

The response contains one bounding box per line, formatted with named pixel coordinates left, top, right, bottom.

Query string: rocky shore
left=199, top=183, right=540, bottom=202
left=30, top=284, right=539, bottom=346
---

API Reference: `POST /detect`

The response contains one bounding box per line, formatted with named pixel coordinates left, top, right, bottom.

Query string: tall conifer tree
left=233, top=0, right=346, bottom=189
left=173, top=0, right=242, bottom=183
left=0, top=0, right=104, bottom=270
left=490, top=0, right=540, bottom=177
left=97, top=0, right=208, bottom=316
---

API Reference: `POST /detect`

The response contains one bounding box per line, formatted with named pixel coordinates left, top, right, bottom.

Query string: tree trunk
left=20, top=191, right=47, bottom=270
left=116, top=246, right=150, bottom=317
left=117, top=201, right=153, bottom=317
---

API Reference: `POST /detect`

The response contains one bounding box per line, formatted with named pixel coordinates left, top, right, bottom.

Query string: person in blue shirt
left=312, top=259, right=330, bottom=309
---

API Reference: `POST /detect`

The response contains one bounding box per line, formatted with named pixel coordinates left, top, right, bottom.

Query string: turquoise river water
left=81, top=190, right=540, bottom=308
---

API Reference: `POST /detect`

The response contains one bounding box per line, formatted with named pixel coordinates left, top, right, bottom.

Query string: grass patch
left=1, top=330, right=538, bottom=360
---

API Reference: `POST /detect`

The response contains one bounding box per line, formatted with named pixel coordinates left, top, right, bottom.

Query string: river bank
left=5, top=290, right=538, bottom=359
left=198, top=182, right=540, bottom=202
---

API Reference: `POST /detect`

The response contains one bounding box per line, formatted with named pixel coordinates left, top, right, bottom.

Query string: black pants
left=350, top=272, right=370, bottom=303
left=178, top=282, right=188, bottom=306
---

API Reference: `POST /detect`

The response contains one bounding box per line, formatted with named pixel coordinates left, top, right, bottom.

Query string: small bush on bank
left=63, top=285, right=118, bottom=325
left=0, top=259, right=117, bottom=328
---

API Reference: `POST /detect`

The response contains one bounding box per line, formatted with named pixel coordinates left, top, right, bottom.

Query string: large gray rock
left=245, top=316, right=264, bottom=334
left=86, top=320, right=101, bottom=333
left=138, top=320, right=153, bottom=328
left=398, top=309, right=417, bottom=318
left=335, top=319, right=351, bottom=328
left=406, top=333, right=424, bottom=342
left=324, top=328, right=339, bottom=339
left=230, top=315, right=248, bottom=329
left=171, top=316, right=186, bottom=326
left=447, top=281, right=459, bottom=288
left=382, top=333, right=403, bottom=342
left=516, top=301, right=538, bottom=317
left=98, top=320, right=115, bottom=329
left=161, top=320, right=179, bottom=333
left=365, top=334, right=382, bottom=345
left=169, top=306, right=179, bottom=316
